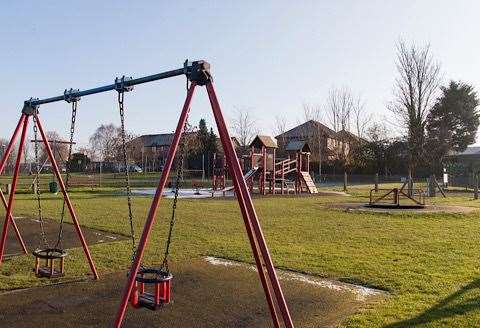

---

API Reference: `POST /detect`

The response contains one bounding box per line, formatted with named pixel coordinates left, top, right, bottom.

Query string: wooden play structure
left=241, top=136, right=318, bottom=195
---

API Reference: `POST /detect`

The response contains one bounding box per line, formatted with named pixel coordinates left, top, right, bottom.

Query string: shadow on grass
left=385, top=278, right=480, bottom=327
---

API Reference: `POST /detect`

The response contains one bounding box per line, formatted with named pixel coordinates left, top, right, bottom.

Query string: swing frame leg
left=0, top=114, right=29, bottom=257
left=114, top=81, right=293, bottom=328
left=0, top=190, right=28, bottom=255
left=206, top=82, right=293, bottom=328
left=0, top=112, right=99, bottom=280
left=0, top=114, right=30, bottom=263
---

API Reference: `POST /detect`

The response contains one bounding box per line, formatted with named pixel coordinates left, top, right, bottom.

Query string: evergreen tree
left=207, top=128, right=218, bottom=154
left=426, top=81, right=480, bottom=172
left=197, top=119, right=210, bottom=151
left=192, top=119, right=218, bottom=176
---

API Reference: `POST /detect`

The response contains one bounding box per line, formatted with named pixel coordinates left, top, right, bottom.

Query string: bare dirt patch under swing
left=0, top=257, right=386, bottom=327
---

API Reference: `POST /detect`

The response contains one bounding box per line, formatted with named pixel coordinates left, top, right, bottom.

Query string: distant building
left=448, top=146, right=480, bottom=159
left=129, top=133, right=240, bottom=172
left=128, top=133, right=194, bottom=171
left=215, top=136, right=242, bottom=154
left=446, top=146, right=480, bottom=171
left=445, top=146, right=480, bottom=187
left=275, top=120, right=362, bottom=164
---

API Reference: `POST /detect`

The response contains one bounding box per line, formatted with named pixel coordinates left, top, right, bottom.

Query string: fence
left=0, top=168, right=210, bottom=193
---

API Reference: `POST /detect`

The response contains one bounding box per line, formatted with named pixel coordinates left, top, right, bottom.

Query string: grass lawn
left=1, top=183, right=480, bottom=327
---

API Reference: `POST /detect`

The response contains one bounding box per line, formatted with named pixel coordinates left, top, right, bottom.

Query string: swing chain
left=55, top=99, right=77, bottom=248
left=160, top=79, right=191, bottom=273
left=33, top=114, right=49, bottom=247
left=118, top=89, right=137, bottom=262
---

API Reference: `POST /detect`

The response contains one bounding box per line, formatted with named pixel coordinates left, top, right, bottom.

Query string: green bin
left=49, top=181, right=58, bottom=194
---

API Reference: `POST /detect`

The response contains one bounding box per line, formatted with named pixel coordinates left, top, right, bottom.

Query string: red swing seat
left=130, top=267, right=173, bottom=311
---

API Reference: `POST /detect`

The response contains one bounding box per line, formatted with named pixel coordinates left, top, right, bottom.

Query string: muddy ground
left=0, top=258, right=384, bottom=327
left=2, top=217, right=127, bottom=256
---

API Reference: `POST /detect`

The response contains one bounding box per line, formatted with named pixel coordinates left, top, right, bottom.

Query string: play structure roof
left=285, top=140, right=311, bottom=152
left=250, top=135, right=278, bottom=149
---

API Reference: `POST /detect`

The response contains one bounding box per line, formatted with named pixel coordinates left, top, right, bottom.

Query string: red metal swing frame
left=0, top=60, right=293, bottom=327
left=0, top=112, right=99, bottom=279
left=114, top=80, right=294, bottom=327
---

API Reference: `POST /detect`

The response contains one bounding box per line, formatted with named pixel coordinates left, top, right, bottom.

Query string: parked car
left=129, top=164, right=143, bottom=173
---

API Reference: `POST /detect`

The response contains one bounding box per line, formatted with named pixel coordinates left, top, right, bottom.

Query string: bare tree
left=78, top=146, right=95, bottom=159
left=326, top=87, right=355, bottom=165
left=22, top=139, right=31, bottom=173
left=351, top=98, right=372, bottom=139
left=89, top=124, right=122, bottom=161
left=231, top=108, right=259, bottom=148
left=302, top=103, right=322, bottom=123
left=389, top=40, right=441, bottom=174
left=38, top=131, right=69, bottom=165
left=297, top=103, right=327, bottom=178
left=366, top=121, right=390, bottom=143
left=0, top=138, right=17, bottom=173
left=273, top=115, right=288, bottom=147
left=326, top=87, right=354, bottom=133
left=273, top=115, right=287, bottom=137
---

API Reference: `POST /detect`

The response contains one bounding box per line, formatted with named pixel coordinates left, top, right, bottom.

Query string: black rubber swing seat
left=133, top=267, right=173, bottom=311
left=33, top=248, right=67, bottom=278
left=135, top=267, right=173, bottom=284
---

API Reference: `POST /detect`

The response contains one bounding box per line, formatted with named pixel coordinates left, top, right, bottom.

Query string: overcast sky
left=1, top=1, right=479, bottom=149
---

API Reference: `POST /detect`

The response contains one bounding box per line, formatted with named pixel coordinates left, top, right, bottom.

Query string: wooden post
left=407, top=171, right=413, bottom=197
left=428, top=175, right=436, bottom=197
left=272, top=148, right=276, bottom=194
left=475, top=174, right=479, bottom=200
left=294, top=153, right=298, bottom=193
left=212, top=153, right=216, bottom=190
left=298, top=151, right=303, bottom=193
left=306, top=153, right=310, bottom=173
left=374, top=173, right=379, bottom=192
left=262, top=146, right=267, bottom=195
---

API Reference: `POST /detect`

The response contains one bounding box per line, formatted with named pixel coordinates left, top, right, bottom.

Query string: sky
left=1, top=1, right=480, bottom=149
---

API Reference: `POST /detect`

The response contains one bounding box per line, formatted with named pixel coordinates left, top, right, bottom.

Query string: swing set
left=0, top=60, right=294, bottom=328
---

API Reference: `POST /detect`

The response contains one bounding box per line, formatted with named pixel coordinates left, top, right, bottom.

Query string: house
left=215, top=136, right=242, bottom=154
left=275, top=120, right=359, bottom=163
left=128, top=133, right=195, bottom=171
left=129, top=132, right=240, bottom=172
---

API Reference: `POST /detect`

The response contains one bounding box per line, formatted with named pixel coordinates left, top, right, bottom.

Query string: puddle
left=205, top=256, right=387, bottom=301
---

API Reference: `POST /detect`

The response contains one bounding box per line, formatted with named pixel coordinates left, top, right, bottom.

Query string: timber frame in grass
left=0, top=60, right=294, bottom=328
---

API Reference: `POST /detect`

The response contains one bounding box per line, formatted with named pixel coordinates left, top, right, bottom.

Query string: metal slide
left=222, top=167, right=259, bottom=192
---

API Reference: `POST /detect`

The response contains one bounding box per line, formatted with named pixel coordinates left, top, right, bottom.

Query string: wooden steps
left=300, top=171, right=318, bottom=194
